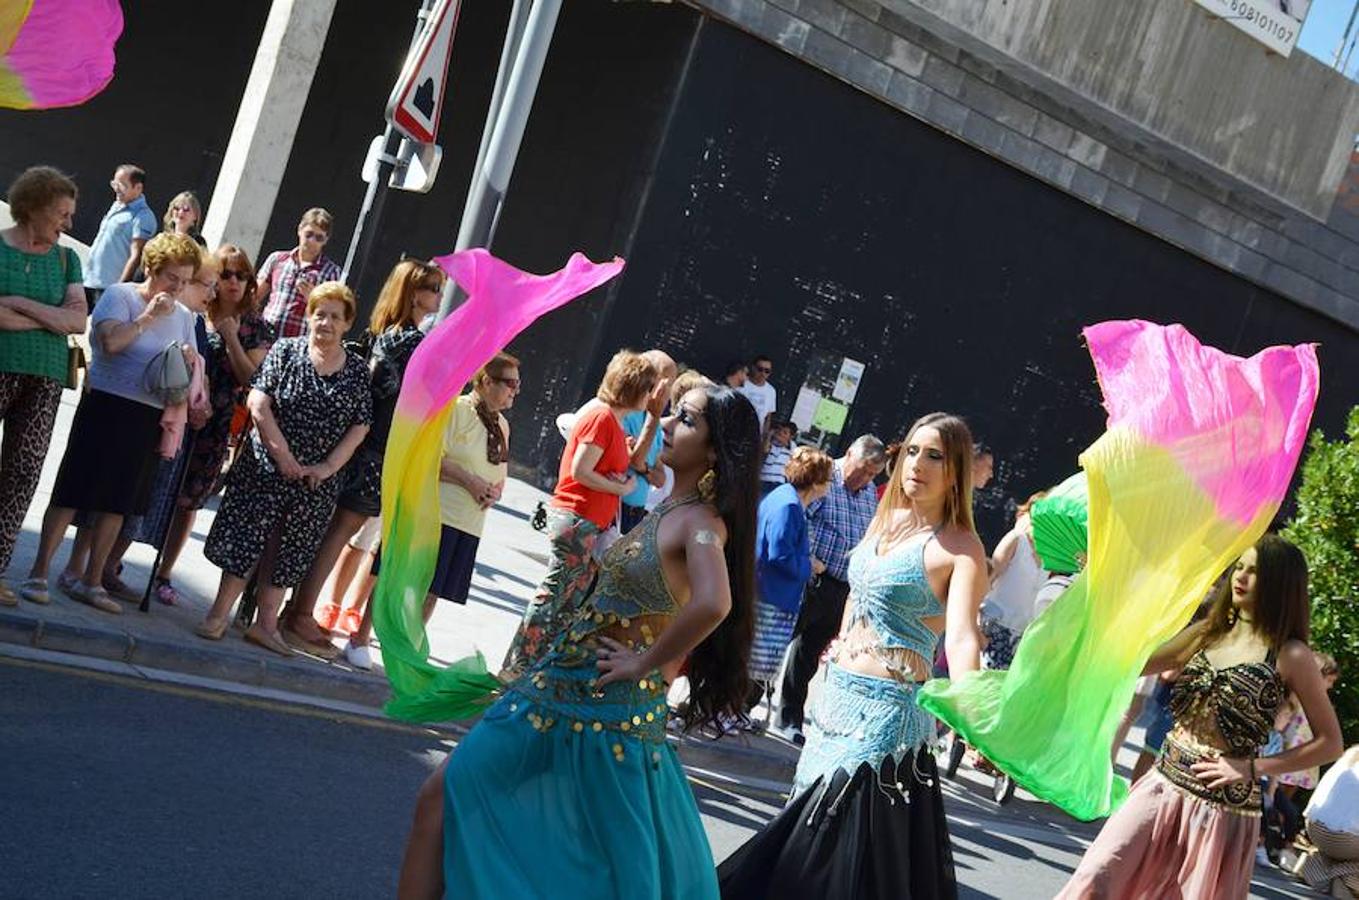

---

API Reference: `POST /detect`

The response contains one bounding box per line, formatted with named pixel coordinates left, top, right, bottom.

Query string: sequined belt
left=793, top=663, right=935, bottom=798
left=508, top=658, right=670, bottom=746
left=1156, top=735, right=1262, bottom=815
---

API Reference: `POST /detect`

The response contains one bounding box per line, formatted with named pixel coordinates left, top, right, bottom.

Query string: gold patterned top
left=1156, top=648, right=1283, bottom=813
left=508, top=495, right=699, bottom=750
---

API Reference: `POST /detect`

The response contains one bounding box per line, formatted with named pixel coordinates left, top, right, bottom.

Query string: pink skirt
left=1057, top=770, right=1259, bottom=900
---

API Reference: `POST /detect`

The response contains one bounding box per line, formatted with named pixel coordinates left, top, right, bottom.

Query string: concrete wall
left=690, top=0, right=1359, bottom=332
left=903, top=0, right=1359, bottom=220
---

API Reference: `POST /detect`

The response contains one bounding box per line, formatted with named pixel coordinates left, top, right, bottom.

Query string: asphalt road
left=0, top=657, right=1316, bottom=899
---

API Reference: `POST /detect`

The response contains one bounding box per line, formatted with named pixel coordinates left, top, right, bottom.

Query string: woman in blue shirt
left=748, top=446, right=833, bottom=721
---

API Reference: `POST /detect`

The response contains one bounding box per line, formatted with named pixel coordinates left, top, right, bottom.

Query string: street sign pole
left=436, top=0, right=561, bottom=321
left=341, top=0, right=437, bottom=307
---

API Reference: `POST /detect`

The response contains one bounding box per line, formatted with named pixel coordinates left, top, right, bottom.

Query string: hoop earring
left=698, top=469, right=717, bottom=504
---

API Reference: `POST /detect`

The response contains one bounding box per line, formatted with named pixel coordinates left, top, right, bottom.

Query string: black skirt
left=717, top=748, right=957, bottom=900
left=373, top=523, right=480, bottom=604
left=50, top=389, right=163, bottom=517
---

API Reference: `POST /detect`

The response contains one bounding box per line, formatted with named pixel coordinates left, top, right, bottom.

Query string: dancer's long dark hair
left=683, top=386, right=761, bottom=732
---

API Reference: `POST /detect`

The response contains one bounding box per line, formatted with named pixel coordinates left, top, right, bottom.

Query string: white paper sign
left=832, top=357, right=865, bottom=404
left=791, top=386, right=822, bottom=433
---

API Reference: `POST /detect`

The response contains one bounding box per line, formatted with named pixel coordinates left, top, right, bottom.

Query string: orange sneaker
left=315, top=603, right=341, bottom=631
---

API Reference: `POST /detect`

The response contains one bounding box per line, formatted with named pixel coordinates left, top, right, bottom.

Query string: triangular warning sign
left=387, top=0, right=462, bottom=145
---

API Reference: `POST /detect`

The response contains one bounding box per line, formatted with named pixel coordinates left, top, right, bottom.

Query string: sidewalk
left=2, top=389, right=799, bottom=784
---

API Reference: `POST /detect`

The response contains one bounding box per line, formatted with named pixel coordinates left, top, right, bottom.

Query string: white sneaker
left=343, top=640, right=373, bottom=671
left=771, top=722, right=805, bottom=745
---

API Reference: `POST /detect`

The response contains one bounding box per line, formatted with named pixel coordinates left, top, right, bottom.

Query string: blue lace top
left=840, top=534, right=944, bottom=676
left=793, top=534, right=946, bottom=797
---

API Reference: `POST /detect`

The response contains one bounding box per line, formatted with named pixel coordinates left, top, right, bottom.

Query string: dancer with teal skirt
left=397, top=384, right=761, bottom=899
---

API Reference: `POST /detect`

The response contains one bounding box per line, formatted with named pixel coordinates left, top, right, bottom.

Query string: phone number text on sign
left=1192, top=0, right=1304, bottom=57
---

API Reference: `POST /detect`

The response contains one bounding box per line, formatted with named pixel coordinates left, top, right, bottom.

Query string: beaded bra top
left=836, top=534, right=945, bottom=680
left=1168, top=648, right=1284, bottom=757
left=1155, top=647, right=1284, bottom=812
left=554, top=493, right=698, bottom=663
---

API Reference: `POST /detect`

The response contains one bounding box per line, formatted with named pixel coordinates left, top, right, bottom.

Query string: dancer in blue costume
left=397, top=385, right=761, bottom=899
left=719, top=412, right=989, bottom=899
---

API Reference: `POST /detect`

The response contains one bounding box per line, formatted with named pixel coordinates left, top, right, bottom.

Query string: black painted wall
left=576, top=20, right=1359, bottom=544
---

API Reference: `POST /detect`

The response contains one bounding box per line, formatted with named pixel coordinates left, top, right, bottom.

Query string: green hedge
left=1281, top=406, right=1359, bottom=747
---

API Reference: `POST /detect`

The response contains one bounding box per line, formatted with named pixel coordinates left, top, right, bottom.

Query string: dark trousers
left=778, top=573, right=850, bottom=729
left=619, top=503, right=647, bottom=535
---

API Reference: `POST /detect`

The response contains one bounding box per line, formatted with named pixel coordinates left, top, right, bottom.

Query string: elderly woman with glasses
left=278, top=258, right=445, bottom=657
left=197, top=281, right=371, bottom=655
left=147, top=244, right=273, bottom=605
left=23, top=232, right=201, bottom=613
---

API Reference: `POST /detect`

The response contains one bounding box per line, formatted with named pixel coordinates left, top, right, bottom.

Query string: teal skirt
left=443, top=661, right=719, bottom=899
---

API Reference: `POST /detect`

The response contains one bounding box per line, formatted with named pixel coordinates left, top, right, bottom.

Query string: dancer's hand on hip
left=1190, top=755, right=1250, bottom=789
left=595, top=636, right=651, bottom=688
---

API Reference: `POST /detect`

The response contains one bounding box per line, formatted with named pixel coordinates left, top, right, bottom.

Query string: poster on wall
left=832, top=357, right=866, bottom=403
left=1192, top=0, right=1310, bottom=57
left=791, top=387, right=822, bottom=433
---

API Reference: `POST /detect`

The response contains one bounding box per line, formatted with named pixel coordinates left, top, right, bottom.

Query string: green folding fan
left=1031, top=472, right=1088, bottom=574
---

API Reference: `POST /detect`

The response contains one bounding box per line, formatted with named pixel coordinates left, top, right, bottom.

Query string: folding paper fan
left=1031, top=471, right=1088, bottom=574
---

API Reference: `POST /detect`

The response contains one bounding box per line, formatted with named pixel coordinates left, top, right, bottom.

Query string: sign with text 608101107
left=386, top=0, right=463, bottom=144
left=1193, top=0, right=1310, bottom=57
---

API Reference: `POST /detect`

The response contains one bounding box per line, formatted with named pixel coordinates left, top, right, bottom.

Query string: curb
left=0, top=609, right=390, bottom=709
left=0, top=608, right=798, bottom=785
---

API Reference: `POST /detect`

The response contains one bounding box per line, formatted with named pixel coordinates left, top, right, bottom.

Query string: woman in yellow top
left=343, top=352, right=520, bottom=669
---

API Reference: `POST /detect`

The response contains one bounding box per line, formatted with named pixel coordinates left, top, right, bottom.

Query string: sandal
left=19, top=578, right=51, bottom=605
left=101, top=569, right=141, bottom=602
left=0, top=580, right=17, bottom=607
left=339, top=607, right=363, bottom=635
left=195, top=617, right=229, bottom=641
left=244, top=626, right=294, bottom=657
left=315, top=602, right=341, bottom=631
left=69, top=581, right=122, bottom=615
left=282, top=626, right=340, bottom=660
left=153, top=578, right=180, bottom=606
left=55, top=570, right=79, bottom=598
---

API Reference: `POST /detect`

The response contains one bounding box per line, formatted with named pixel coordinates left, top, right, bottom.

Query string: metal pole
left=1335, top=0, right=1359, bottom=70
left=436, top=0, right=562, bottom=321
left=341, top=0, right=437, bottom=298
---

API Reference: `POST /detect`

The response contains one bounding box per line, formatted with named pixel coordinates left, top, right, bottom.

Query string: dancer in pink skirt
left=1058, top=534, right=1342, bottom=899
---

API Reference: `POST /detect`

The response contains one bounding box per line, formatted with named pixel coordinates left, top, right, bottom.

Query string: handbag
left=65, top=335, right=86, bottom=390
left=143, top=341, right=192, bottom=405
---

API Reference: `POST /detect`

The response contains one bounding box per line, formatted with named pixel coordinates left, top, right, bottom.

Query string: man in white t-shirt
left=738, top=353, right=777, bottom=435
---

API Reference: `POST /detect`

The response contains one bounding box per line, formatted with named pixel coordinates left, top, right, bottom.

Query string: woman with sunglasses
left=278, top=259, right=445, bottom=658
left=162, top=191, right=205, bottom=247
left=340, top=352, right=521, bottom=669
left=147, top=245, right=272, bottom=604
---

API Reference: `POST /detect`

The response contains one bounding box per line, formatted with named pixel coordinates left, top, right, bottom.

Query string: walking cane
left=140, top=428, right=199, bottom=613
